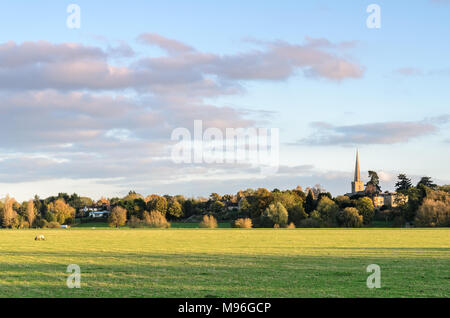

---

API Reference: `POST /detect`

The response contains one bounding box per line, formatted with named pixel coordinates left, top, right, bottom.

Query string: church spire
left=354, top=149, right=361, bottom=182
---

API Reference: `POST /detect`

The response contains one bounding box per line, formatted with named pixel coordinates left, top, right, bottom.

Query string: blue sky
left=0, top=1, right=449, bottom=201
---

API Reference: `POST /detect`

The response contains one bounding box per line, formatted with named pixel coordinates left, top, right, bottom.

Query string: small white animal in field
left=35, top=234, right=46, bottom=241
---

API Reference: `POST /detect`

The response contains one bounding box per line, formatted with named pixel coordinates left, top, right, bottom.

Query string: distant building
left=374, top=192, right=408, bottom=208
left=346, top=150, right=365, bottom=197
left=88, top=211, right=110, bottom=218
left=346, top=150, right=408, bottom=209
left=81, top=206, right=110, bottom=218
left=351, top=150, right=365, bottom=194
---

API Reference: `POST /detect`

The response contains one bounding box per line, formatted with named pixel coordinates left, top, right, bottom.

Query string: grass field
left=0, top=228, right=449, bottom=297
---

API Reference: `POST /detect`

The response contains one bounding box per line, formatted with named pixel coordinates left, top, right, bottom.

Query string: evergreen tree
left=417, top=176, right=437, bottom=189
left=304, top=190, right=315, bottom=214
left=365, top=171, right=381, bottom=195
left=395, top=174, right=412, bottom=192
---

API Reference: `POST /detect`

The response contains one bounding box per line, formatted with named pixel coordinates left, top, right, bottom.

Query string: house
left=382, top=192, right=408, bottom=208
left=88, top=210, right=110, bottom=218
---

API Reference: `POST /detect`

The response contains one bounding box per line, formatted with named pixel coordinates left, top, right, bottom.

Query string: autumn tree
left=97, top=197, right=110, bottom=206
left=26, top=199, right=35, bottom=228
left=123, top=191, right=144, bottom=200
left=108, top=206, right=127, bottom=228
left=293, top=185, right=306, bottom=201
left=415, top=190, right=450, bottom=227
left=147, top=195, right=168, bottom=216
left=209, top=193, right=221, bottom=201
left=167, top=199, right=183, bottom=219
left=2, top=195, right=17, bottom=228
left=261, top=202, right=288, bottom=227
left=143, top=210, right=170, bottom=228
left=47, top=199, right=75, bottom=224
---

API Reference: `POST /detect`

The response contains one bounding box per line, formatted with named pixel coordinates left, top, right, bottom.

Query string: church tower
left=351, top=150, right=364, bottom=194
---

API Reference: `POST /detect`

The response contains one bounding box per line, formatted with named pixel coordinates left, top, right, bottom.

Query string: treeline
left=0, top=194, right=79, bottom=229
left=390, top=176, right=450, bottom=227
left=0, top=175, right=449, bottom=229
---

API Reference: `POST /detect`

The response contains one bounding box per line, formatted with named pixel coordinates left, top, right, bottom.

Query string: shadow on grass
left=0, top=249, right=449, bottom=298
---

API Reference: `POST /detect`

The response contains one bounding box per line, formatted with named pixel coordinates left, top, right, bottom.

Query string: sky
left=0, top=0, right=449, bottom=201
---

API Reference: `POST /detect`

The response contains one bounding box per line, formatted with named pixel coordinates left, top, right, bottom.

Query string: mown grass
left=0, top=228, right=449, bottom=297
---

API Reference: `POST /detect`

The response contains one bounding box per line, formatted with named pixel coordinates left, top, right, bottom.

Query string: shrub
left=47, top=221, right=61, bottom=228
left=260, top=202, right=288, bottom=228
left=143, top=211, right=171, bottom=228
left=287, top=222, right=296, bottom=229
left=108, top=206, right=127, bottom=228
left=234, top=218, right=252, bottom=228
left=199, top=215, right=218, bottom=228
left=273, top=224, right=280, bottom=228
left=338, top=207, right=363, bottom=228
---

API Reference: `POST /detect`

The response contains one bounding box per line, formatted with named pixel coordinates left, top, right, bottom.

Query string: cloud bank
left=299, top=116, right=449, bottom=146
left=0, top=34, right=366, bottom=199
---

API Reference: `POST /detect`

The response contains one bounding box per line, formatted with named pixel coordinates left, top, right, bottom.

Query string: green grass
left=0, top=228, right=449, bottom=297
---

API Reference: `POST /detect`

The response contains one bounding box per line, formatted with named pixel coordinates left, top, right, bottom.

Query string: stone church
left=347, top=150, right=406, bottom=208
left=351, top=150, right=364, bottom=194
